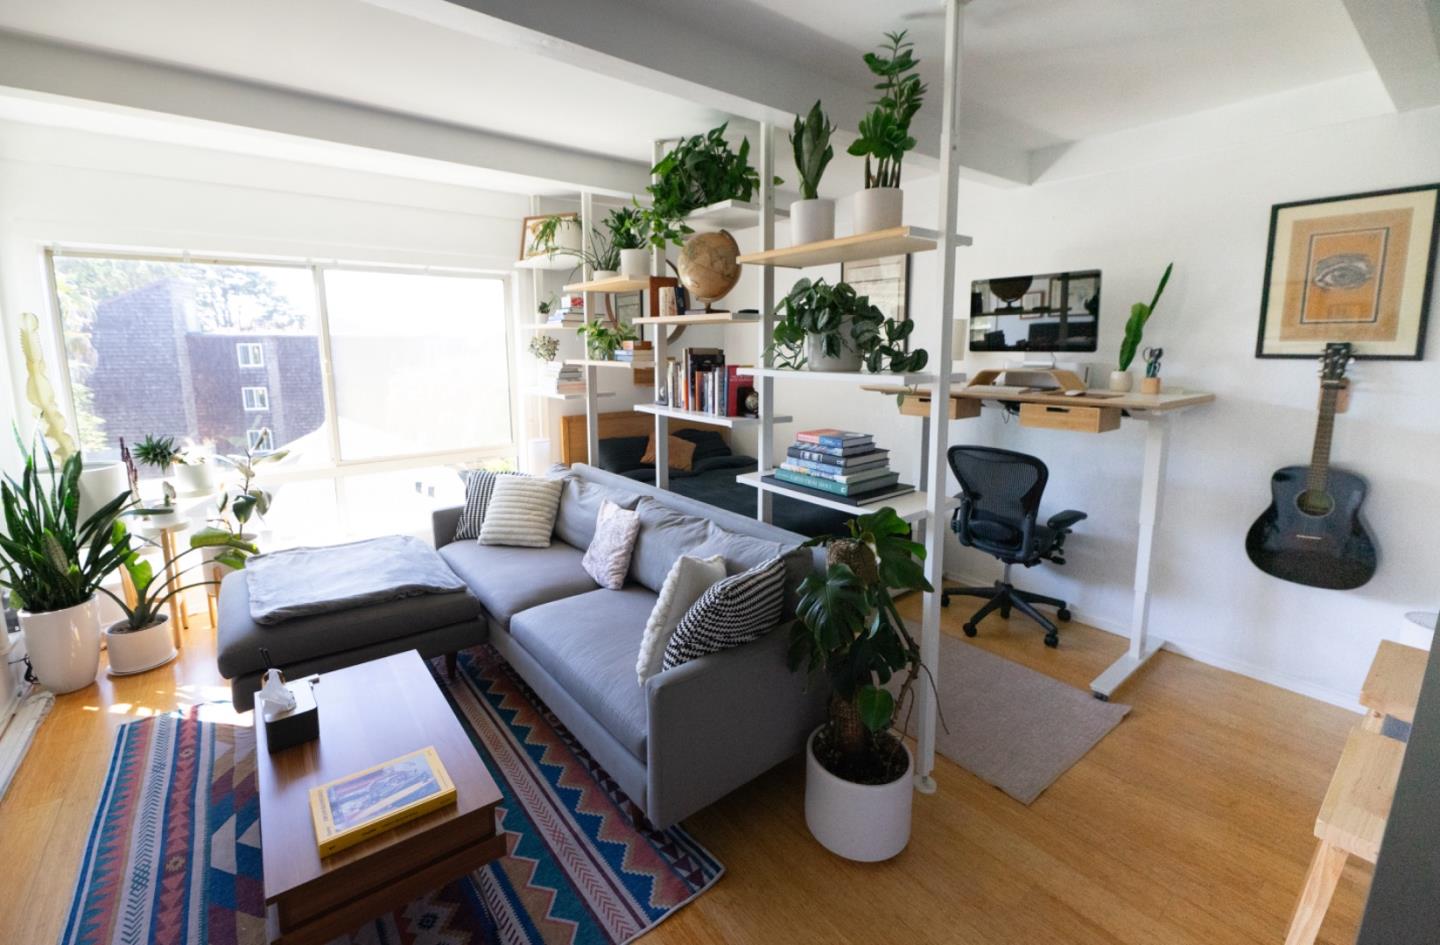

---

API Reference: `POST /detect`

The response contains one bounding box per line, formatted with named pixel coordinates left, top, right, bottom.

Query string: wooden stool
left=1284, top=727, right=1405, bottom=945
left=1359, top=640, right=1427, bottom=730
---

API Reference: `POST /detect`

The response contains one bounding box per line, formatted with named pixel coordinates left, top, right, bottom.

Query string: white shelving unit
left=736, top=471, right=954, bottom=523
left=739, top=367, right=937, bottom=386
left=685, top=198, right=788, bottom=231
left=515, top=253, right=580, bottom=271
left=523, top=388, right=614, bottom=402
left=635, top=403, right=791, bottom=428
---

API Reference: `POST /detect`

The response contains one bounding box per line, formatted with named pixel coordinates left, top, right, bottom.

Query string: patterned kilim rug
left=60, top=646, right=723, bottom=945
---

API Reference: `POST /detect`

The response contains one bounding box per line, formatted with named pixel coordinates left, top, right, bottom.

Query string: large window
left=48, top=251, right=514, bottom=540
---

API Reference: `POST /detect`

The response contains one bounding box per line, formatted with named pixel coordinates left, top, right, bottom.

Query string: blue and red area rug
left=60, top=647, right=722, bottom=945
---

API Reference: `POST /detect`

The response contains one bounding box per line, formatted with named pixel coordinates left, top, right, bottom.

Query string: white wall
left=771, top=104, right=1440, bottom=708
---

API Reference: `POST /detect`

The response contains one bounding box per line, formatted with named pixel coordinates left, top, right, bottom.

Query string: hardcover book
left=795, top=429, right=875, bottom=449
left=773, top=467, right=900, bottom=496
left=784, top=450, right=891, bottom=472
left=309, top=746, right=457, bottom=857
left=787, top=445, right=891, bottom=462
left=763, top=474, right=914, bottom=507
left=778, top=462, right=896, bottom=485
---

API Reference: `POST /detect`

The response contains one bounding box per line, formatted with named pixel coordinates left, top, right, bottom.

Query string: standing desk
left=866, top=381, right=1215, bottom=700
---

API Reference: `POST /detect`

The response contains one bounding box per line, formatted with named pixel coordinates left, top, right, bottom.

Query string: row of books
left=656, top=348, right=751, bottom=416
left=537, top=362, right=585, bottom=394
left=768, top=429, right=914, bottom=507
left=613, top=341, right=653, bottom=363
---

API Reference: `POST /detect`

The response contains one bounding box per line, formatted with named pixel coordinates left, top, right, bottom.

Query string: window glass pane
left=53, top=256, right=329, bottom=475
left=251, top=479, right=342, bottom=549
left=323, top=270, right=511, bottom=461
left=338, top=466, right=469, bottom=543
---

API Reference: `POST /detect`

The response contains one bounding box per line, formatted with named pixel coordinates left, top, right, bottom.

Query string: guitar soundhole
left=1297, top=490, right=1334, bottom=517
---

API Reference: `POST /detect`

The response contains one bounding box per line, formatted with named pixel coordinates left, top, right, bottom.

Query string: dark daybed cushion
left=508, top=586, right=656, bottom=760
left=439, top=540, right=597, bottom=628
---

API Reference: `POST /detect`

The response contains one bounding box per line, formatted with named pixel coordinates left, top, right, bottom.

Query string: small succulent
left=132, top=433, right=181, bottom=470
left=528, top=335, right=560, bottom=362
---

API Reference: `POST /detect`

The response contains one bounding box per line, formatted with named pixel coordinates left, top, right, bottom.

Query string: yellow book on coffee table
left=309, top=746, right=456, bottom=857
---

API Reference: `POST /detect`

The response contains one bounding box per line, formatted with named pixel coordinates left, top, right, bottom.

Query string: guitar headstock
left=1318, top=342, right=1353, bottom=388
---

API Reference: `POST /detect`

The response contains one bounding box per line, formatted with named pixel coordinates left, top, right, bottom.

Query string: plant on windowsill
left=133, top=433, right=181, bottom=478
left=576, top=320, right=637, bottom=361
left=788, top=506, right=933, bottom=861
left=848, top=30, right=925, bottom=234
left=641, top=123, right=778, bottom=249
left=99, top=523, right=256, bottom=675
left=767, top=278, right=928, bottom=374
left=0, top=434, right=132, bottom=693
left=173, top=442, right=218, bottom=497
left=790, top=100, right=837, bottom=244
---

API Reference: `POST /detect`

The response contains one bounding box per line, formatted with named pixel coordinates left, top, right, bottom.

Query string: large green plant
left=0, top=435, right=132, bottom=614
left=643, top=124, right=770, bottom=248
left=791, top=100, right=836, bottom=201
left=208, top=444, right=288, bottom=541
left=1118, top=262, right=1173, bottom=371
left=788, top=507, right=932, bottom=781
left=848, top=30, right=926, bottom=189
left=604, top=206, right=648, bottom=252
left=768, top=278, right=928, bottom=373
left=103, top=525, right=257, bottom=632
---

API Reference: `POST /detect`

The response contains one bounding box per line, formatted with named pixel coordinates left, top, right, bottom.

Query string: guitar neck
left=1306, top=386, right=1340, bottom=495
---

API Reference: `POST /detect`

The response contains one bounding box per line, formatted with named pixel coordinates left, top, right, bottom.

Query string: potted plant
left=200, top=443, right=288, bottom=576
left=642, top=123, right=771, bottom=248
left=527, top=214, right=582, bottom=261
left=848, top=31, right=926, bottom=234
left=607, top=207, right=651, bottom=279
left=790, top=100, right=837, bottom=244
left=1112, top=262, right=1173, bottom=392
left=576, top=320, right=636, bottom=361
left=788, top=507, right=932, bottom=861
left=0, top=438, right=131, bottom=693
left=528, top=334, right=560, bottom=363
left=133, top=433, right=182, bottom=479
left=768, top=278, right=928, bottom=374
left=100, top=524, right=256, bottom=675
left=173, top=442, right=218, bottom=496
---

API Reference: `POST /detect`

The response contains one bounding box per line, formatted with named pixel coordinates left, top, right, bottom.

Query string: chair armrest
left=1047, top=509, right=1087, bottom=532
left=645, top=627, right=827, bottom=828
left=432, top=505, right=463, bottom=548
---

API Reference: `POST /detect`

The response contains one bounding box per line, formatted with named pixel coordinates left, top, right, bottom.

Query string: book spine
left=778, top=462, right=886, bottom=483
left=773, top=469, right=849, bottom=495
left=817, top=436, right=872, bottom=449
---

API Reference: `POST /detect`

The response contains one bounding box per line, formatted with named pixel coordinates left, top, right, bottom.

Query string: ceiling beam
left=0, top=29, right=652, bottom=198
left=1341, top=0, right=1440, bottom=111
left=364, top=0, right=1031, bottom=185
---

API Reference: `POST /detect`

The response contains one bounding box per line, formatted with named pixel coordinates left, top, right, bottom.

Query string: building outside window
left=241, top=386, right=270, bottom=411
left=236, top=342, right=264, bottom=368
left=247, top=428, right=274, bottom=451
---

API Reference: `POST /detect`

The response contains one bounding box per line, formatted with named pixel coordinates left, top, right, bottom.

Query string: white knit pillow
left=636, top=554, right=726, bottom=686
left=582, top=499, right=641, bottom=591
left=478, top=475, right=563, bottom=548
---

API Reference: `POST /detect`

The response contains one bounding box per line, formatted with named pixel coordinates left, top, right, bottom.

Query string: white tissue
left=260, top=668, right=297, bottom=714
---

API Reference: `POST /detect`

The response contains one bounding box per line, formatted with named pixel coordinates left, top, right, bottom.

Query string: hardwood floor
left=0, top=595, right=1368, bottom=944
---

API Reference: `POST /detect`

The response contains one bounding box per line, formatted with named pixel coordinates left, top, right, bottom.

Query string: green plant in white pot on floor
left=790, top=100, right=837, bottom=244
left=0, top=437, right=132, bottom=693
left=1111, top=262, right=1173, bottom=392
left=848, top=30, right=925, bottom=234
left=788, top=506, right=932, bottom=861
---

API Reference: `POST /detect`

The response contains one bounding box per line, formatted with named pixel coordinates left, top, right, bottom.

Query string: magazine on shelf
left=762, top=474, right=915, bottom=507
left=308, top=747, right=456, bottom=857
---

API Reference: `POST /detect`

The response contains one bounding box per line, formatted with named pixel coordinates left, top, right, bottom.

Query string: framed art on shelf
left=1256, top=184, right=1439, bottom=360
left=519, top=213, right=580, bottom=262
left=841, top=254, right=911, bottom=324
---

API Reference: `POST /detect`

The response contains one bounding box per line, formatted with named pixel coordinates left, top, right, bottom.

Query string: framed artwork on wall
left=1256, top=183, right=1439, bottom=360
left=841, top=254, right=911, bottom=324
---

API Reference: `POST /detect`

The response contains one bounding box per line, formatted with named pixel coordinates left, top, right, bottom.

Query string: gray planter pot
left=805, top=332, right=861, bottom=373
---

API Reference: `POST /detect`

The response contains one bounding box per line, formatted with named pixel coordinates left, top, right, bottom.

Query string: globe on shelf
left=677, top=229, right=741, bottom=312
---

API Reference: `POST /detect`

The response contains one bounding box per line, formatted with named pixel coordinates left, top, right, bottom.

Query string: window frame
left=42, top=246, right=519, bottom=488
left=241, top=386, right=270, bottom=412
left=247, top=428, right=275, bottom=451
left=236, top=342, right=264, bottom=368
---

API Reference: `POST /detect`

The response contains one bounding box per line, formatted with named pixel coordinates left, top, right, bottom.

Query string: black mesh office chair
left=942, top=446, right=1086, bottom=647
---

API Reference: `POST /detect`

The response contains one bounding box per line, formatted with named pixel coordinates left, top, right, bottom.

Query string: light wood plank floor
left=0, top=595, right=1368, bottom=944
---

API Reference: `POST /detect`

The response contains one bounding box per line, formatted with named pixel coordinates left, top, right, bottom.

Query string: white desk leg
left=1090, top=415, right=1170, bottom=700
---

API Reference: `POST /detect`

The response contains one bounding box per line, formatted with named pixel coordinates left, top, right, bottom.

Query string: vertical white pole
left=651, top=140, right=669, bottom=489
left=757, top=121, right=776, bottom=523
left=916, top=0, right=965, bottom=795
left=528, top=195, right=545, bottom=471
left=581, top=191, right=600, bottom=467
left=1129, top=416, right=1168, bottom=658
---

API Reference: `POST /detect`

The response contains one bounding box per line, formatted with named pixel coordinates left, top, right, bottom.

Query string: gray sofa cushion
left=693, top=525, right=784, bottom=575
left=439, top=540, right=597, bottom=628
left=508, top=587, right=655, bottom=760
left=216, top=569, right=482, bottom=679
left=553, top=476, right=639, bottom=550
left=628, top=497, right=712, bottom=592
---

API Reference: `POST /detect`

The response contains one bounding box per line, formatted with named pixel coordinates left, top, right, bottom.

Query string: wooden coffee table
left=255, top=650, right=504, bottom=945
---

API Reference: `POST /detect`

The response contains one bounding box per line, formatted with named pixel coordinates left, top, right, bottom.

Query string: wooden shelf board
left=634, top=403, right=791, bottom=428
left=736, top=471, right=952, bottom=522
left=515, top=254, right=578, bottom=271
left=523, top=388, right=615, bottom=401
left=562, top=276, right=650, bottom=293
left=630, top=311, right=758, bottom=326
left=684, top=199, right=788, bottom=231
left=738, top=367, right=936, bottom=386
left=519, top=323, right=581, bottom=332
left=736, top=226, right=968, bottom=269
left=564, top=358, right=654, bottom=370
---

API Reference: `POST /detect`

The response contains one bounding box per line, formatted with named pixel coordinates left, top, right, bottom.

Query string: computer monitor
left=969, top=269, right=1100, bottom=353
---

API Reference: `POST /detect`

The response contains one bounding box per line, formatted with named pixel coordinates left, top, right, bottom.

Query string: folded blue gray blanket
left=245, top=534, right=466, bottom=625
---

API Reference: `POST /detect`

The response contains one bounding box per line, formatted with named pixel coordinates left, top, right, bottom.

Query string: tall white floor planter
left=804, top=727, right=914, bottom=861
left=20, top=598, right=101, bottom=694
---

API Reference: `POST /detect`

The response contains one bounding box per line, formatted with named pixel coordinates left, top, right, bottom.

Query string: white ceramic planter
left=804, top=727, right=914, bottom=862
left=173, top=462, right=216, bottom=497
left=591, top=269, right=619, bottom=281
left=78, top=461, right=130, bottom=524
left=104, top=615, right=177, bottom=676
left=1108, top=370, right=1134, bottom=392
left=20, top=598, right=101, bottom=694
left=619, top=248, right=650, bottom=279
left=791, top=198, right=836, bottom=245
left=853, top=187, right=903, bottom=234
left=805, top=331, right=861, bottom=373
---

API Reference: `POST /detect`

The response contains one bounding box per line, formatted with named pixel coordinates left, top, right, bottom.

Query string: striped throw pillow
left=662, top=556, right=787, bottom=670
left=454, top=470, right=504, bottom=541
left=479, top=475, right=564, bottom=548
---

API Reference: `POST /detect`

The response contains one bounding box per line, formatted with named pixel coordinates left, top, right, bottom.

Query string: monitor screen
left=969, top=270, right=1101, bottom=353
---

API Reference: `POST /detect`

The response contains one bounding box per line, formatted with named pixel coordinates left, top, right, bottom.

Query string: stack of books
left=658, top=348, right=750, bottom=416
left=613, top=340, right=654, bottom=364
left=544, top=294, right=585, bottom=327
left=538, top=362, right=585, bottom=394
left=769, top=430, right=914, bottom=506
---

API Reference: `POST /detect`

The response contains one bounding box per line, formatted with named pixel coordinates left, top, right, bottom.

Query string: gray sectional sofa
left=218, top=463, right=827, bottom=828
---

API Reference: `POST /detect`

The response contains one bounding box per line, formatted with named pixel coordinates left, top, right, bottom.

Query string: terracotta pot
left=20, top=598, right=101, bottom=693
left=804, top=726, right=914, bottom=861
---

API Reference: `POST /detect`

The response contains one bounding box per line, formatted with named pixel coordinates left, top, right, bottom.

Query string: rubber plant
left=0, top=433, right=132, bottom=615
left=1118, top=262, right=1174, bottom=371
left=788, top=507, right=932, bottom=783
left=791, top=100, right=836, bottom=201
left=848, top=30, right=926, bottom=189
left=203, top=443, right=289, bottom=550
left=102, top=523, right=257, bottom=632
left=642, top=124, right=775, bottom=248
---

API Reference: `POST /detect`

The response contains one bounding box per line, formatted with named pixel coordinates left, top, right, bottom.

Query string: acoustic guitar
left=1245, top=342, right=1377, bottom=590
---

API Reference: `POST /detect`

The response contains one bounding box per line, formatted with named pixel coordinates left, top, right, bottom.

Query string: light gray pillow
left=554, top=477, right=638, bottom=549
left=582, top=499, right=641, bottom=590
left=692, top=524, right=784, bottom=575
left=479, top=475, right=563, bottom=548
left=627, top=498, right=711, bottom=592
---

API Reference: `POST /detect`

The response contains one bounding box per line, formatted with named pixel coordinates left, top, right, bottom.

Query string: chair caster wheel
left=963, top=623, right=978, bottom=638
left=1057, top=608, right=1072, bottom=622
left=1044, top=634, right=1059, bottom=649
left=941, top=593, right=950, bottom=608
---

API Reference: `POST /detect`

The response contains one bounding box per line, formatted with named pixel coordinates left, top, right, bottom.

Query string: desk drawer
left=1019, top=401, right=1121, bottom=433
left=899, top=394, right=981, bottom=420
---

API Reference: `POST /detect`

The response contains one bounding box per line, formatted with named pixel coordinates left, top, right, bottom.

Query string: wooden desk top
left=862, top=383, right=1215, bottom=413
left=1361, top=641, right=1429, bottom=724
left=255, top=650, right=502, bottom=905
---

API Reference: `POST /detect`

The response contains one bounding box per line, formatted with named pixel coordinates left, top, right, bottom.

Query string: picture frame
left=519, top=213, right=580, bottom=262
left=1256, top=183, right=1438, bottom=360
left=842, top=254, right=911, bottom=324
